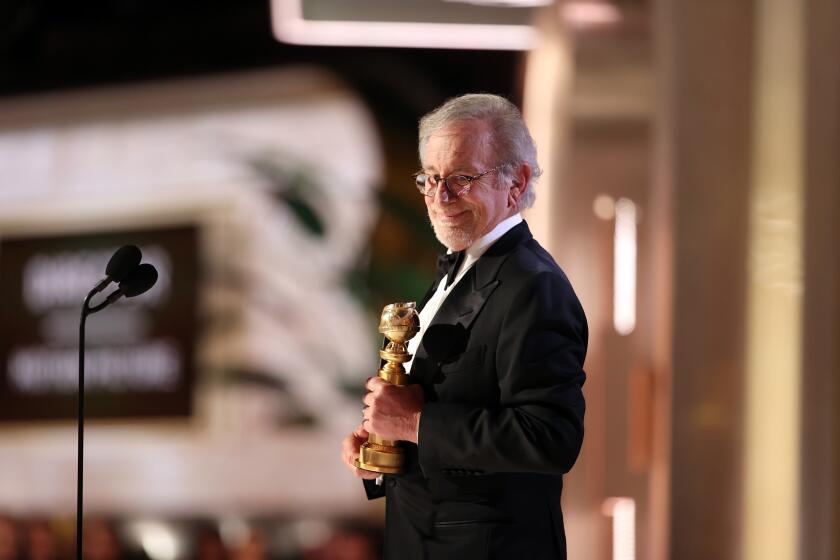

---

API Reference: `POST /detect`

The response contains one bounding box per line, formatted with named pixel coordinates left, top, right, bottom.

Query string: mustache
left=430, top=206, right=469, bottom=217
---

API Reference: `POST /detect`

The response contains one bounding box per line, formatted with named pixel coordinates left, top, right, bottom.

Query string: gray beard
left=430, top=219, right=474, bottom=251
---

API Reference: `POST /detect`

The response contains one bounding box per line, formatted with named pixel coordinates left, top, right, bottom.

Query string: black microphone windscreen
left=106, top=245, right=142, bottom=282
left=119, top=263, right=158, bottom=298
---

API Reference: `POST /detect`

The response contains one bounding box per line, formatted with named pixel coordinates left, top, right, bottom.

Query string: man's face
left=421, top=120, right=513, bottom=251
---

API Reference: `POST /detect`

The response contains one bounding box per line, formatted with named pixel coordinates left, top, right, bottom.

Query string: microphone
left=77, top=249, right=158, bottom=560
left=91, top=245, right=142, bottom=294
left=100, top=263, right=159, bottom=308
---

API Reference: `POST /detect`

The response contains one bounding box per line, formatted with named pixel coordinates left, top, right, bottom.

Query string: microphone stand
left=77, top=289, right=110, bottom=560
left=75, top=245, right=145, bottom=560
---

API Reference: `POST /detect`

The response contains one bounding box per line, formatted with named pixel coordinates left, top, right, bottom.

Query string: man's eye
left=451, top=176, right=471, bottom=188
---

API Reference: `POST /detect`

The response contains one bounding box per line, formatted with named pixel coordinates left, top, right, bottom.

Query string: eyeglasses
left=414, top=166, right=502, bottom=199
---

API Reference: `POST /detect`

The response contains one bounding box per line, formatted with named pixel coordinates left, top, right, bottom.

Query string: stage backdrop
left=0, top=226, right=198, bottom=421
left=0, top=68, right=384, bottom=517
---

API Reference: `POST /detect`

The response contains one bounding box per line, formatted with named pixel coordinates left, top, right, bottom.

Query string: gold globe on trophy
left=355, top=302, right=420, bottom=474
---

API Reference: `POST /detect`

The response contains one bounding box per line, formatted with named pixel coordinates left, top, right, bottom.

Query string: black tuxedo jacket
left=365, top=221, right=587, bottom=560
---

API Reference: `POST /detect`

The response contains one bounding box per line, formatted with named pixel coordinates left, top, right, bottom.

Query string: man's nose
left=433, top=180, right=453, bottom=203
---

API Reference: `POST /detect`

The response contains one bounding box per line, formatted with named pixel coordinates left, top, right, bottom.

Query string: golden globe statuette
left=355, top=302, right=420, bottom=474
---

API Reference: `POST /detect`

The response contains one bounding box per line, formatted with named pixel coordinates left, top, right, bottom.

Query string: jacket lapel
left=426, top=273, right=498, bottom=333
left=413, top=221, right=533, bottom=368
left=417, top=280, right=440, bottom=313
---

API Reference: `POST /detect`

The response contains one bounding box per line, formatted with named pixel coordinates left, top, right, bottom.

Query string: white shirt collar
left=464, top=212, right=523, bottom=261
left=446, top=213, right=522, bottom=286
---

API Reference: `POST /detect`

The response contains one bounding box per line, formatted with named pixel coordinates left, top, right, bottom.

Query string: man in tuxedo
left=341, top=93, right=587, bottom=559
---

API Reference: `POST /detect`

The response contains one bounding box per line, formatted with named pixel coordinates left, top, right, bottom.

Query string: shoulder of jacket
left=500, top=239, right=566, bottom=279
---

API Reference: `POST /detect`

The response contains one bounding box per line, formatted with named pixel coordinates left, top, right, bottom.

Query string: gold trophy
left=355, top=302, right=420, bottom=474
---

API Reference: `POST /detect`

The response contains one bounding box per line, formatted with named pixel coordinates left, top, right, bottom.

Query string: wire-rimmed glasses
left=413, top=166, right=502, bottom=199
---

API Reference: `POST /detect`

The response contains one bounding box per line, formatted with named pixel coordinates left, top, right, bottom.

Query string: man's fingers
left=342, top=435, right=359, bottom=456
left=341, top=427, right=380, bottom=479
left=340, top=444, right=379, bottom=480
left=341, top=444, right=360, bottom=470
left=343, top=426, right=370, bottom=459
left=365, top=376, right=386, bottom=392
left=349, top=417, right=369, bottom=437
left=353, top=467, right=380, bottom=480
left=341, top=448, right=356, bottom=465
left=340, top=445, right=357, bottom=468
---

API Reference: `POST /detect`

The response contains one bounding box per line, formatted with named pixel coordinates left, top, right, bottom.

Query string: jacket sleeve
left=417, top=271, right=587, bottom=476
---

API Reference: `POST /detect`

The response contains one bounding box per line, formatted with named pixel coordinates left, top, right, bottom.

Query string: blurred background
left=0, top=0, right=836, bottom=559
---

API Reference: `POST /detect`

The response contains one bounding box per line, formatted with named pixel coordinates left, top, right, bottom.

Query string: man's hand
left=362, top=377, right=424, bottom=443
left=340, top=423, right=381, bottom=480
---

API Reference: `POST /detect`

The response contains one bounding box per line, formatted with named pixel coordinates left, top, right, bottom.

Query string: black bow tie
left=436, top=251, right=466, bottom=289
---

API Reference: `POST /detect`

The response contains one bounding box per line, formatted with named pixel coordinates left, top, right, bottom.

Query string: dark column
left=801, top=0, right=840, bottom=558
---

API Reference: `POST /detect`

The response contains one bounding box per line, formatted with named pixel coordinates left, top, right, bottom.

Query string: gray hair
left=418, top=93, right=542, bottom=209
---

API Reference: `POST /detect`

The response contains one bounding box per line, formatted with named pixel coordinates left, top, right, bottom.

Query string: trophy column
left=355, top=302, right=419, bottom=474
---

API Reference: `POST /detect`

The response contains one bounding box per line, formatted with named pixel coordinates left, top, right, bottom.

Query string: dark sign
left=0, top=226, right=198, bottom=421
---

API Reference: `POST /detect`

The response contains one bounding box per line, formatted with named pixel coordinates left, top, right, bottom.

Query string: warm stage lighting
left=562, top=0, right=622, bottom=28
left=602, top=497, right=636, bottom=560
left=613, top=198, right=637, bottom=336
left=271, top=0, right=539, bottom=50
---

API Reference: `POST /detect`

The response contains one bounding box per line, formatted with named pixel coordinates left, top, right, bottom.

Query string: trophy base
left=356, top=441, right=405, bottom=474
left=354, top=458, right=402, bottom=474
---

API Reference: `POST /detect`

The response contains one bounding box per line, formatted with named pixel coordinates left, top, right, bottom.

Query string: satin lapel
left=426, top=270, right=499, bottom=333
left=410, top=267, right=498, bottom=385
left=412, top=221, right=534, bottom=366
left=417, top=279, right=440, bottom=313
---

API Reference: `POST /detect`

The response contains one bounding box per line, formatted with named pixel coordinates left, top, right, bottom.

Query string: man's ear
left=508, top=182, right=522, bottom=207
left=508, top=162, right=531, bottom=207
